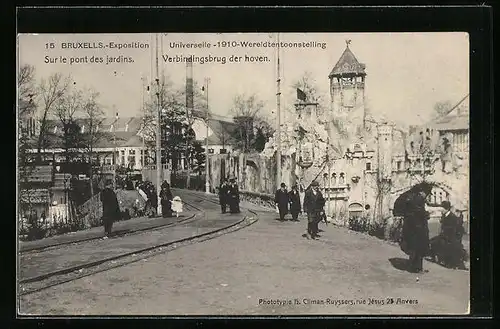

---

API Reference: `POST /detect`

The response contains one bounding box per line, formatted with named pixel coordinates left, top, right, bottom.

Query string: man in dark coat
left=100, top=179, right=121, bottom=237
left=393, top=182, right=433, bottom=273
left=288, top=184, right=301, bottom=221
left=303, top=180, right=325, bottom=239
left=160, top=181, right=173, bottom=218
left=149, top=183, right=158, bottom=218
left=218, top=179, right=228, bottom=214
left=275, top=183, right=289, bottom=221
left=228, top=178, right=240, bottom=213
left=429, top=200, right=466, bottom=269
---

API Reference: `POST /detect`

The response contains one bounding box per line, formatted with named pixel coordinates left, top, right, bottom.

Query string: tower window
left=366, top=162, right=372, bottom=171
left=339, top=173, right=345, bottom=185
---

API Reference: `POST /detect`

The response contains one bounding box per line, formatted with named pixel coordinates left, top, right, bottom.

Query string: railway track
left=19, top=193, right=258, bottom=296
left=20, top=202, right=200, bottom=254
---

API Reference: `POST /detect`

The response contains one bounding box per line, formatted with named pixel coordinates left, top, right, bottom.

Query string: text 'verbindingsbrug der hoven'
left=163, top=54, right=272, bottom=65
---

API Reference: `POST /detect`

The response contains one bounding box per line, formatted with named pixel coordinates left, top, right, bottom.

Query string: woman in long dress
left=160, top=181, right=173, bottom=218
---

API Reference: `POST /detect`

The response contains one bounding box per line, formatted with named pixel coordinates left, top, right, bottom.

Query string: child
left=171, top=196, right=183, bottom=217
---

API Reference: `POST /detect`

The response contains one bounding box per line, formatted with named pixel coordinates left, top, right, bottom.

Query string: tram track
left=20, top=202, right=200, bottom=254
left=19, top=193, right=259, bottom=296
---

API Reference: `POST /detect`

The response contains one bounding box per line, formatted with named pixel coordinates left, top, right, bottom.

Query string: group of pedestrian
left=274, top=180, right=326, bottom=240
left=217, top=178, right=240, bottom=214
left=274, top=183, right=301, bottom=222
left=138, top=181, right=158, bottom=217
left=394, top=182, right=467, bottom=273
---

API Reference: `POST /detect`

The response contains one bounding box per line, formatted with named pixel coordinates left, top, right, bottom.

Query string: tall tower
left=329, top=40, right=367, bottom=137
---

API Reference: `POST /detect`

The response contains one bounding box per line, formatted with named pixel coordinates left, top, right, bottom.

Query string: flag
left=297, top=88, right=307, bottom=101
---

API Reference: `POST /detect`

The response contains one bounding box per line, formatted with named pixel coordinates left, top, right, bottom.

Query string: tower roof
left=329, top=44, right=366, bottom=78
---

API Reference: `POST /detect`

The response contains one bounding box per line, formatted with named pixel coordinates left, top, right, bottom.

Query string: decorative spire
left=346, top=39, right=352, bottom=48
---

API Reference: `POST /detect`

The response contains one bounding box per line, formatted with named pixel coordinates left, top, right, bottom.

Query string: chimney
left=186, top=60, right=194, bottom=118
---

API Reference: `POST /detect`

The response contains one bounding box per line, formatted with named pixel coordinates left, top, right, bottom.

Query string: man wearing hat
left=100, top=178, right=121, bottom=237
left=288, top=184, right=301, bottom=221
left=274, top=182, right=289, bottom=221
left=218, top=178, right=229, bottom=214
left=397, top=182, right=433, bottom=273
left=429, top=200, right=466, bottom=269
left=228, top=177, right=240, bottom=213
left=303, top=180, right=326, bottom=239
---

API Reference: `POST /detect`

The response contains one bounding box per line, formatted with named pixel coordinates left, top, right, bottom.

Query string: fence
left=142, top=165, right=171, bottom=186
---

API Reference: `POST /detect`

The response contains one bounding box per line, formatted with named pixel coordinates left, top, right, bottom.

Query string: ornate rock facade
left=208, top=43, right=470, bottom=225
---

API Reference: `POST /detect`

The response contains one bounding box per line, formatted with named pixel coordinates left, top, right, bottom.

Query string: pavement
left=18, top=192, right=248, bottom=282
left=19, top=189, right=470, bottom=316
left=19, top=202, right=199, bottom=252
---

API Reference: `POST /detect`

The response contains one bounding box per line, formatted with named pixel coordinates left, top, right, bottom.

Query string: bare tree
left=18, top=64, right=37, bottom=191
left=54, top=87, right=84, bottom=164
left=81, top=89, right=105, bottom=196
left=432, top=101, right=453, bottom=120
left=291, top=71, right=325, bottom=104
left=36, top=73, right=71, bottom=162
left=18, top=64, right=36, bottom=115
left=230, top=93, right=265, bottom=152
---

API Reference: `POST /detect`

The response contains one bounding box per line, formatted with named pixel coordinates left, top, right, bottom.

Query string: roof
left=202, top=119, right=238, bottom=146
left=428, top=115, right=469, bottom=131
left=329, top=46, right=366, bottom=78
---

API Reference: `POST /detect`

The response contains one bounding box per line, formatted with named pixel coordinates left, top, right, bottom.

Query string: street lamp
left=112, top=111, right=118, bottom=190
left=326, top=138, right=331, bottom=220
left=155, top=78, right=162, bottom=216
left=202, top=78, right=211, bottom=194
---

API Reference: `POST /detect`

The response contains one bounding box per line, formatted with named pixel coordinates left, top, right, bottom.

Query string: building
left=23, top=112, right=237, bottom=173
left=207, top=41, right=470, bottom=224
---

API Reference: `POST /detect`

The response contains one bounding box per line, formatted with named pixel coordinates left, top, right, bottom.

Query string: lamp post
left=155, top=33, right=162, bottom=216
left=276, top=32, right=282, bottom=188
left=112, top=111, right=118, bottom=190
left=203, top=77, right=211, bottom=194
left=326, top=138, right=331, bottom=219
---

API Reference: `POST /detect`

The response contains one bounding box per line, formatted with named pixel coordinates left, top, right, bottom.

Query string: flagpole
left=276, top=33, right=282, bottom=188
left=155, top=33, right=162, bottom=216
left=204, top=77, right=211, bottom=194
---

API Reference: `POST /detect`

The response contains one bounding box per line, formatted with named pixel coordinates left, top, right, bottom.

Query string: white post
left=276, top=32, right=282, bottom=189
left=155, top=33, right=162, bottom=216
left=205, top=77, right=211, bottom=194
left=113, top=112, right=118, bottom=190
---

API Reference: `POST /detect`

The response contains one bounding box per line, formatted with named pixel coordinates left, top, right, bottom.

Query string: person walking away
left=228, top=178, right=240, bottom=213
left=218, top=179, right=228, bottom=214
left=274, top=183, right=289, bottom=221
left=302, top=180, right=325, bottom=239
left=394, top=182, right=432, bottom=273
left=288, top=184, right=301, bottom=221
left=429, top=200, right=466, bottom=269
left=171, top=196, right=183, bottom=217
left=149, top=183, right=158, bottom=218
left=100, top=179, right=121, bottom=238
left=160, top=181, right=173, bottom=218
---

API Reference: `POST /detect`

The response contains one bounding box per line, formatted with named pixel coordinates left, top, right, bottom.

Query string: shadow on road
left=389, top=257, right=413, bottom=272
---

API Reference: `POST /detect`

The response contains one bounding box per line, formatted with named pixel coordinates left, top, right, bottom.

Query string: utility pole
left=141, top=75, right=146, bottom=169
left=155, top=33, right=162, bottom=216
left=112, top=110, right=118, bottom=190
left=185, top=60, right=194, bottom=189
left=204, top=77, right=211, bottom=194
left=276, top=32, right=282, bottom=188
left=326, top=138, right=331, bottom=219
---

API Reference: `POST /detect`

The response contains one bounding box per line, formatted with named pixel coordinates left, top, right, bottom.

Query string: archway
left=348, top=202, right=364, bottom=219
left=245, top=160, right=260, bottom=192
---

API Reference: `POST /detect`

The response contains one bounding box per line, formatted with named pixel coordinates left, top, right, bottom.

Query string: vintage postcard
left=17, top=32, right=470, bottom=315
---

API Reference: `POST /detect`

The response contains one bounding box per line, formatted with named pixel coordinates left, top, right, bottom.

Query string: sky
left=18, top=32, right=469, bottom=126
